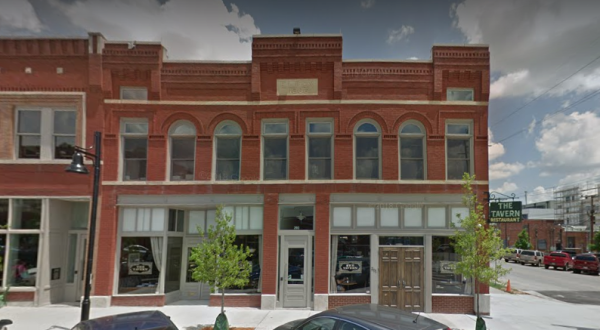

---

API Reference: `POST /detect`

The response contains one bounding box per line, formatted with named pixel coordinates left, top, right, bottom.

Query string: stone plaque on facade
left=277, top=79, right=318, bottom=96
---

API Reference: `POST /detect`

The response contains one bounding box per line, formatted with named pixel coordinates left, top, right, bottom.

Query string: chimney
left=293, top=27, right=301, bottom=35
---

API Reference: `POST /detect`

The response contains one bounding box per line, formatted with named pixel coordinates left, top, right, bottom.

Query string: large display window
left=330, top=235, right=370, bottom=294
left=432, top=236, right=469, bottom=294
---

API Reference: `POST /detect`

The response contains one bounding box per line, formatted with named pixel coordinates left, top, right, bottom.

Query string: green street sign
left=489, top=201, right=522, bottom=223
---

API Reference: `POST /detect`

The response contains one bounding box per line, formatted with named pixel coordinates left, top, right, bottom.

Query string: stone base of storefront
left=112, top=294, right=166, bottom=306
left=209, top=294, right=261, bottom=308
left=328, top=294, right=371, bottom=309
left=314, top=294, right=328, bottom=311
left=91, top=296, right=111, bottom=308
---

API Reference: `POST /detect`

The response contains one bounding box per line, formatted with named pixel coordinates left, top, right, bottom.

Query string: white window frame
left=446, top=88, right=474, bottom=101
left=14, top=107, right=77, bottom=161
left=398, top=120, right=426, bottom=180
left=261, top=119, right=289, bottom=181
left=120, top=86, right=148, bottom=100
left=213, top=121, right=243, bottom=181
left=120, top=118, right=149, bottom=181
left=306, top=118, right=334, bottom=180
left=445, top=120, right=473, bottom=180
left=167, top=120, right=196, bottom=181
left=353, top=120, right=382, bottom=180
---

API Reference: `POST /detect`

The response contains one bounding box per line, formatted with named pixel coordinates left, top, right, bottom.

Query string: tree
left=451, top=173, right=511, bottom=329
left=589, top=230, right=600, bottom=252
left=514, top=228, right=532, bottom=250
left=189, top=205, right=252, bottom=330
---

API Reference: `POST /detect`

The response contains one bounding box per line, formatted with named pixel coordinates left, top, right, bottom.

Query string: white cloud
left=0, top=0, right=44, bottom=32
left=488, top=128, right=505, bottom=161
left=489, top=162, right=525, bottom=180
left=495, top=181, right=518, bottom=194
left=489, top=70, right=529, bottom=99
left=452, top=0, right=600, bottom=99
left=536, top=111, right=600, bottom=175
left=48, top=0, right=260, bottom=60
left=361, top=0, right=376, bottom=9
left=526, top=186, right=554, bottom=204
left=407, top=56, right=419, bottom=60
left=527, top=117, right=536, bottom=135
left=387, top=25, right=414, bottom=44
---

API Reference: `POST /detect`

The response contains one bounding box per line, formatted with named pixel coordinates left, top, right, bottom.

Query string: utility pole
left=590, top=195, right=596, bottom=251
left=525, top=191, right=528, bottom=205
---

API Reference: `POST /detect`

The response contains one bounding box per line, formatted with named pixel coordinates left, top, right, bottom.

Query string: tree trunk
left=221, top=289, right=225, bottom=314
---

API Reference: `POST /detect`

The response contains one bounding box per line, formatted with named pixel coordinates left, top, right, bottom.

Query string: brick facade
left=0, top=32, right=490, bottom=313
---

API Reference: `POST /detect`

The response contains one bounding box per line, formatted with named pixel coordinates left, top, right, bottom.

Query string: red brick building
left=0, top=32, right=490, bottom=314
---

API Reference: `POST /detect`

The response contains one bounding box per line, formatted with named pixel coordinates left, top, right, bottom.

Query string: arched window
left=399, top=122, right=426, bottom=180
left=168, top=121, right=196, bottom=181
left=215, top=121, right=242, bottom=181
left=354, top=121, right=381, bottom=179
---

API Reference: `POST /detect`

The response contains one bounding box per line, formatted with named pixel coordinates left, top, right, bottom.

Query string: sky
left=2, top=0, right=600, bottom=203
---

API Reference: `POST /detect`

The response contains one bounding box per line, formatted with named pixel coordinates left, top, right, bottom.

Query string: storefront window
left=224, top=235, right=261, bottom=293
left=0, top=199, right=8, bottom=228
left=118, top=237, right=161, bottom=294
left=8, top=234, right=39, bottom=287
left=165, top=237, right=183, bottom=293
left=280, top=206, right=314, bottom=230
left=432, top=236, right=468, bottom=294
left=12, top=199, right=42, bottom=229
left=330, top=235, right=370, bottom=294
left=379, top=236, right=424, bottom=246
left=0, top=234, right=5, bottom=287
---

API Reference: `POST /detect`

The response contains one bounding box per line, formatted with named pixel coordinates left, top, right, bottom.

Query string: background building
left=0, top=31, right=490, bottom=314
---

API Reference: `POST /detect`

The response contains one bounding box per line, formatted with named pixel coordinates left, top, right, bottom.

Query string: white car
left=520, top=250, right=544, bottom=266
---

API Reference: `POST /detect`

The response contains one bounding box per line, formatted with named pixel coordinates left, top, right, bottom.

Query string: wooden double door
left=379, top=247, right=424, bottom=312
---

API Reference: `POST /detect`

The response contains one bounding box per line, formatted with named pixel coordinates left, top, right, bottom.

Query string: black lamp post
left=65, top=131, right=102, bottom=321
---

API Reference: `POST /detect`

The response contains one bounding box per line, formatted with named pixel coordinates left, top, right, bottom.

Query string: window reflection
left=224, top=235, right=260, bottom=293
left=8, top=234, right=39, bottom=287
left=432, top=236, right=468, bottom=294
left=118, top=237, right=161, bottom=294
left=331, top=235, right=370, bottom=293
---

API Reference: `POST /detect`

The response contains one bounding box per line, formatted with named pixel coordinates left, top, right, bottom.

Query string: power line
left=490, top=37, right=600, bottom=128
left=495, top=88, right=600, bottom=144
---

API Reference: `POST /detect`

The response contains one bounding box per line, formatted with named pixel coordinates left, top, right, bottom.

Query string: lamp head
left=65, top=152, right=89, bottom=174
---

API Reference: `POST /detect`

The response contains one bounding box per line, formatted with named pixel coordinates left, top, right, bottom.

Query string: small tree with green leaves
left=589, top=231, right=600, bottom=252
left=451, top=173, right=511, bottom=327
left=514, top=228, right=532, bottom=250
left=190, top=205, right=252, bottom=329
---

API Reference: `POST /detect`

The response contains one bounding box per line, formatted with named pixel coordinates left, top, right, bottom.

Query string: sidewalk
left=2, top=288, right=600, bottom=330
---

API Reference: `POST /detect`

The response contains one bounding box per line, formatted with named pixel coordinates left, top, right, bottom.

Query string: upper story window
left=307, top=120, right=333, bottom=180
left=399, top=122, right=425, bottom=180
left=354, top=121, right=381, bottom=180
left=215, top=121, right=242, bottom=181
left=447, top=88, right=474, bottom=101
left=16, top=108, right=76, bottom=160
left=446, top=121, right=472, bottom=180
left=169, top=121, right=196, bottom=181
left=120, top=87, right=148, bottom=100
left=262, top=121, right=288, bottom=180
left=121, top=119, right=148, bottom=181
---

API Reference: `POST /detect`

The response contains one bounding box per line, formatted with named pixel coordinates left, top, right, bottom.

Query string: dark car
left=71, top=311, right=178, bottom=330
left=274, top=304, right=451, bottom=330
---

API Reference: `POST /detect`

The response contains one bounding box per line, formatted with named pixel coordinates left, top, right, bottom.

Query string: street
left=500, top=259, right=600, bottom=305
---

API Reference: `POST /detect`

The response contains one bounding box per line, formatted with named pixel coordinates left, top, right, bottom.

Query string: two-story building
left=0, top=31, right=490, bottom=314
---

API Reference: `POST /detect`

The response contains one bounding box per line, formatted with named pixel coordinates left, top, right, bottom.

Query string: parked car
left=544, top=252, right=573, bottom=271
left=71, top=311, right=178, bottom=330
left=520, top=250, right=544, bottom=266
left=572, top=254, right=600, bottom=275
left=504, top=248, right=522, bottom=263
left=274, top=303, right=451, bottom=330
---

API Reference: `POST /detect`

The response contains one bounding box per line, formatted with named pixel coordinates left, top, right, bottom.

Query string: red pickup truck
left=543, top=252, right=573, bottom=271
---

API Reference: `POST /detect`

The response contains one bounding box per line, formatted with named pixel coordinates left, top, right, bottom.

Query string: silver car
left=504, top=248, right=522, bottom=263
left=520, top=250, right=544, bottom=266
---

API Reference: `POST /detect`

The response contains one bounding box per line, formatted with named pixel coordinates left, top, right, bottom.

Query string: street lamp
left=65, top=131, right=102, bottom=321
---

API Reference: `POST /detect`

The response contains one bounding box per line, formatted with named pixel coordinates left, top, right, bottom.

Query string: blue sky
left=2, top=0, right=600, bottom=203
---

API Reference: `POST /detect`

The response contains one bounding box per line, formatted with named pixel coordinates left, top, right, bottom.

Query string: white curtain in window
left=150, top=237, right=163, bottom=272
left=330, top=235, right=338, bottom=293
